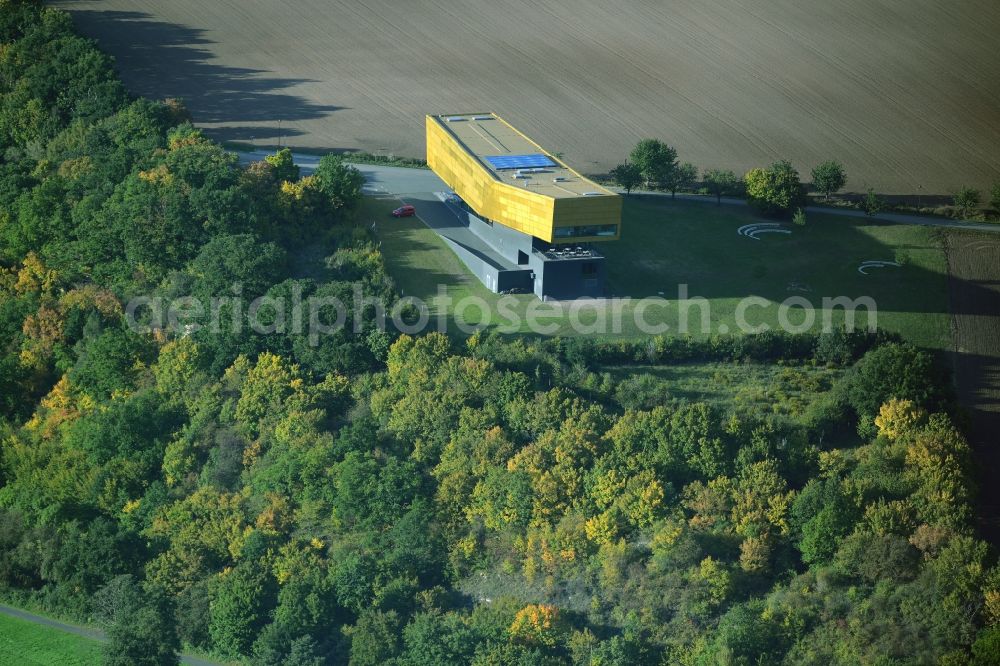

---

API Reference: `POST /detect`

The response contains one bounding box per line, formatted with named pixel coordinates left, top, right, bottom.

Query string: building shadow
left=601, top=197, right=1000, bottom=321
left=52, top=7, right=342, bottom=142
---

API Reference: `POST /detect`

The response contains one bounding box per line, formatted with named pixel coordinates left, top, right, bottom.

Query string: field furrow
left=53, top=0, right=1000, bottom=193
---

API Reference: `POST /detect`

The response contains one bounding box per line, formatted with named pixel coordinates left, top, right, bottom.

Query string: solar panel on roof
left=485, top=154, right=556, bottom=170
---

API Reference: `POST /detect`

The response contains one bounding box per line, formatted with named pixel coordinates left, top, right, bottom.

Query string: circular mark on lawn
left=738, top=222, right=792, bottom=240
left=857, top=260, right=901, bottom=275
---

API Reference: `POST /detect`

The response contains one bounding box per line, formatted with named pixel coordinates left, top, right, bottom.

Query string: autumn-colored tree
left=739, top=534, right=773, bottom=573
left=874, top=398, right=927, bottom=441
left=683, top=477, right=734, bottom=532
left=744, top=161, right=806, bottom=216
left=731, top=459, right=793, bottom=538
left=508, top=604, right=564, bottom=647
left=152, top=338, right=205, bottom=405
left=904, top=415, right=974, bottom=527
left=694, top=556, right=732, bottom=606
left=434, top=416, right=515, bottom=527
left=233, top=352, right=302, bottom=436
left=144, top=488, right=248, bottom=593
left=264, top=148, right=300, bottom=182
left=0, top=8, right=992, bottom=664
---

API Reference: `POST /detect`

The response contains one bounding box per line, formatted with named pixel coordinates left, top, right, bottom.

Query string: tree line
left=610, top=138, right=1000, bottom=222
left=0, top=2, right=998, bottom=665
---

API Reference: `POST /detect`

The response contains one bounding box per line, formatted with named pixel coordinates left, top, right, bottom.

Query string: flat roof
left=430, top=113, right=616, bottom=199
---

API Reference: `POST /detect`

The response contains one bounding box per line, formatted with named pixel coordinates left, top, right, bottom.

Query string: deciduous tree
left=94, top=575, right=180, bottom=666
left=609, top=162, right=642, bottom=195
left=811, top=160, right=847, bottom=200
left=264, top=148, right=300, bottom=182
left=874, top=398, right=927, bottom=441
left=744, top=160, right=805, bottom=216
left=846, top=343, right=949, bottom=424
left=508, top=604, right=565, bottom=647
left=953, top=186, right=981, bottom=218
left=313, top=154, right=365, bottom=209
left=665, top=162, right=698, bottom=199
left=190, top=233, right=287, bottom=301
left=210, top=563, right=278, bottom=657
left=702, top=169, right=739, bottom=205
left=628, top=139, right=678, bottom=189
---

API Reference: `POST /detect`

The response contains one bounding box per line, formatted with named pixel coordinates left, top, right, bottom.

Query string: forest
left=0, top=2, right=998, bottom=664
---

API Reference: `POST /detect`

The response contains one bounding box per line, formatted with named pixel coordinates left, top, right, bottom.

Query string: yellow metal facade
left=425, top=116, right=621, bottom=243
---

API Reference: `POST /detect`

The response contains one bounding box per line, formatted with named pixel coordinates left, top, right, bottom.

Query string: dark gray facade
left=448, top=199, right=607, bottom=300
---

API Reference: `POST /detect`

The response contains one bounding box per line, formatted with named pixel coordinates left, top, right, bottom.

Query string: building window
left=553, top=224, right=618, bottom=239
left=518, top=250, right=530, bottom=266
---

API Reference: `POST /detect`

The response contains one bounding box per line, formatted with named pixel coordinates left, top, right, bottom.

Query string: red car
left=392, top=205, right=416, bottom=218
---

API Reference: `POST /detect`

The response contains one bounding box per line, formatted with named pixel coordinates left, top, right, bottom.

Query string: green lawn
left=360, top=195, right=951, bottom=348
left=0, top=613, right=102, bottom=665
left=603, top=197, right=950, bottom=347
left=359, top=196, right=538, bottom=326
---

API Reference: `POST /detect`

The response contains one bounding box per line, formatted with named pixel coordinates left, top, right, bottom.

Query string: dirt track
left=53, top=0, right=1000, bottom=194
left=945, top=229, right=1000, bottom=541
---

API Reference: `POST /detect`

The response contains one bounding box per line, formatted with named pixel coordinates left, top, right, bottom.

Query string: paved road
left=616, top=188, right=1000, bottom=232
left=235, top=150, right=520, bottom=271
left=236, top=150, right=1000, bottom=233
left=400, top=192, right=518, bottom=272
left=0, top=604, right=221, bottom=666
left=648, top=191, right=1000, bottom=233
left=235, top=149, right=446, bottom=196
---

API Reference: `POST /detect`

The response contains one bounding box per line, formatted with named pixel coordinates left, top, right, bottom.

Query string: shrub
left=813, top=329, right=891, bottom=366
left=862, top=188, right=885, bottom=216
left=614, top=374, right=670, bottom=410
left=953, top=186, right=981, bottom=219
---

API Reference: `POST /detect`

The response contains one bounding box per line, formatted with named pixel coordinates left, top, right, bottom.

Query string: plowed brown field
left=945, top=230, right=1000, bottom=539
left=54, top=0, right=1000, bottom=194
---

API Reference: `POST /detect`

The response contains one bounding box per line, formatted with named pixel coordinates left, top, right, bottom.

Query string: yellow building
left=425, top=113, right=621, bottom=244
